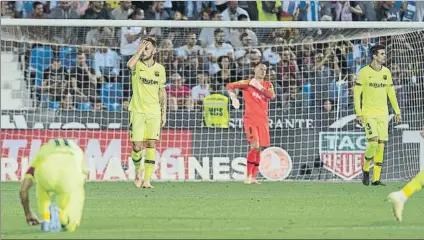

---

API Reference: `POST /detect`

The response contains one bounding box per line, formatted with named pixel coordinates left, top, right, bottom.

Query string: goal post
left=1, top=19, right=423, bottom=182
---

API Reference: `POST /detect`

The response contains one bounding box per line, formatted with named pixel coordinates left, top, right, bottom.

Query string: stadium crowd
left=1, top=1, right=423, bottom=115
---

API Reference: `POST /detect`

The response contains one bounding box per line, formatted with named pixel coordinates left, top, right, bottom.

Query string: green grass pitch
left=2, top=182, right=424, bottom=239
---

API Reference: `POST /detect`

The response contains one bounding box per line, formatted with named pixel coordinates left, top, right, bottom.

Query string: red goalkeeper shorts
left=244, top=122, right=270, bottom=147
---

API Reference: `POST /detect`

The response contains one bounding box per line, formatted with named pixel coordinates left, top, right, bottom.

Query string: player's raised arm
left=354, top=70, right=365, bottom=123
left=386, top=71, right=401, bottom=123
left=127, top=40, right=149, bottom=70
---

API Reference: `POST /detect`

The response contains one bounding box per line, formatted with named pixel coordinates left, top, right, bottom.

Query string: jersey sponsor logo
left=259, top=147, right=293, bottom=181
left=368, top=82, right=387, bottom=88
left=252, top=91, right=265, bottom=100
left=141, top=77, right=158, bottom=85
left=319, top=132, right=369, bottom=180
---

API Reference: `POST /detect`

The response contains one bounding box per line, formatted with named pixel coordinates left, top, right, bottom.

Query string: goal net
left=1, top=19, right=423, bottom=182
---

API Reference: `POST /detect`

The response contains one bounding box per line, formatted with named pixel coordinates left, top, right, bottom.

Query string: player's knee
left=250, top=142, right=260, bottom=151
left=132, top=142, right=143, bottom=152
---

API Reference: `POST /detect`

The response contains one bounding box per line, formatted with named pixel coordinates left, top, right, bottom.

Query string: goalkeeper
left=354, top=44, right=401, bottom=186
left=127, top=37, right=167, bottom=189
left=387, top=126, right=424, bottom=222
left=19, top=139, right=86, bottom=232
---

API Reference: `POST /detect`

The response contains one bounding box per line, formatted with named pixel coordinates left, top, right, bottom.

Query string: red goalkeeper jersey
left=226, top=79, right=275, bottom=125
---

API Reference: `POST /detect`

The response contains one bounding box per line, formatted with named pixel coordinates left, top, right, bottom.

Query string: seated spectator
left=145, top=1, right=170, bottom=37
left=229, top=14, right=258, bottom=48
left=207, top=28, right=235, bottom=74
left=177, top=33, right=203, bottom=61
left=262, top=37, right=283, bottom=65
left=157, top=39, right=177, bottom=73
left=82, top=1, right=110, bottom=19
left=282, top=84, right=309, bottom=112
left=186, top=1, right=216, bottom=20
left=49, top=1, right=79, bottom=19
left=166, top=73, right=193, bottom=111
left=28, top=1, right=47, bottom=18
left=48, top=1, right=79, bottom=44
left=61, top=93, right=76, bottom=110
left=38, top=58, right=69, bottom=104
left=71, top=0, right=90, bottom=16
left=198, top=11, right=222, bottom=48
left=179, top=56, right=200, bottom=88
left=69, top=52, right=101, bottom=104
left=94, top=42, right=120, bottom=81
left=110, top=1, right=133, bottom=20
left=376, top=1, right=401, bottom=21
left=211, top=55, right=238, bottom=92
left=221, top=1, right=250, bottom=21
left=277, top=48, right=299, bottom=85
left=191, top=73, right=211, bottom=107
left=86, top=26, right=115, bottom=47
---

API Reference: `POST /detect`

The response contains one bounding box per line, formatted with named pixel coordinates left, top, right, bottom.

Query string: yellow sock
left=144, top=148, right=156, bottom=181
left=402, top=169, right=424, bottom=198
left=42, top=212, right=50, bottom=222
left=363, top=141, right=378, bottom=172
left=373, top=143, right=385, bottom=182
left=131, top=150, right=143, bottom=173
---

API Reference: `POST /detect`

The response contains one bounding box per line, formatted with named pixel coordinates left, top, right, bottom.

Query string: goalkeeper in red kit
left=226, top=63, right=276, bottom=184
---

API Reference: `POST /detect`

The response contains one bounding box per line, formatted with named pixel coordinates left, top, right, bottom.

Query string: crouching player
left=387, top=126, right=424, bottom=222
left=19, top=139, right=86, bottom=232
left=226, top=63, right=276, bottom=184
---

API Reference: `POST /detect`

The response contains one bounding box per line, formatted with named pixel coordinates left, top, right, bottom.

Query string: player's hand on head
left=356, top=116, right=363, bottom=124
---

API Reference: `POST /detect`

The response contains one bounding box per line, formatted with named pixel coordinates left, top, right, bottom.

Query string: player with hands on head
left=387, top=126, right=424, bottom=222
left=226, top=63, right=276, bottom=184
left=127, top=37, right=167, bottom=189
left=354, top=44, right=401, bottom=187
left=20, top=139, right=86, bottom=232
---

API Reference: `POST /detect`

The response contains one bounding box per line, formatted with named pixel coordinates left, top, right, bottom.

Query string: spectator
left=376, top=1, right=401, bottom=21
left=39, top=59, right=69, bottom=104
left=221, top=1, right=250, bottom=21
left=277, top=48, right=299, bottom=86
left=110, top=1, right=133, bottom=20
left=229, top=14, right=258, bottom=48
left=120, top=8, right=145, bottom=97
left=48, top=1, right=79, bottom=44
left=61, top=93, right=75, bottom=110
left=27, top=2, right=47, bottom=41
left=71, top=0, right=90, bottom=16
left=191, top=73, right=211, bottom=107
left=353, top=33, right=375, bottom=74
left=49, top=1, right=79, bottom=19
left=69, top=52, right=100, bottom=103
left=235, top=32, right=261, bottom=66
left=322, top=99, right=335, bottom=113
left=145, top=1, right=170, bottom=37
left=255, top=1, right=282, bottom=21
left=86, top=26, right=114, bottom=47
left=186, top=0, right=216, bottom=20
left=416, top=1, right=424, bottom=21
left=360, top=1, right=377, bottom=21
left=198, top=11, right=222, bottom=47
left=157, top=39, right=177, bottom=73
left=334, top=1, right=353, bottom=21
left=262, top=37, right=283, bottom=65
left=179, top=57, right=200, bottom=88
left=167, top=73, right=193, bottom=111
left=177, top=33, right=203, bottom=61
left=319, top=1, right=333, bottom=21
left=211, top=55, right=238, bottom=92
left=282, top=84, right=309, bottom=112
left=82, top=1, right=110, bottom=19
left=94, top=42, right=120, bottom=81
left=28, top=2, right=47, bottom=18
left=207, top=28, right=235, bottom=75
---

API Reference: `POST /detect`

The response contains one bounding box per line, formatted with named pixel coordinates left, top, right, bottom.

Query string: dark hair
left=217, top=55, right=230, bottom=69
left=144, top=37, right=157, bottom=47
left=238, top=14, right=248, bottom=21
left=129, top=8, right=143, bottom=20
left=214, top=28, right=224, bottom=36
left=33, top=1, right=43, bottom=9
left=370, top=44, right=385, bottom=58
left=240, top=32, right=249, bottom=41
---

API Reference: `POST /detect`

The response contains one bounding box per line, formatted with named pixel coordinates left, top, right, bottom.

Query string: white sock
left=397, top=191, right=408, bottom=202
